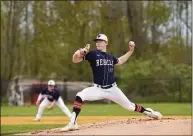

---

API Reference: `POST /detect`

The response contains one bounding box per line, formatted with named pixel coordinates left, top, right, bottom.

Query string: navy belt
left=96, top=83, right=115, bottom=89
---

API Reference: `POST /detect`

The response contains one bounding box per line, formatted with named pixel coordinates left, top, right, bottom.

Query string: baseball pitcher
left=61, top=34, right=162, bottom=131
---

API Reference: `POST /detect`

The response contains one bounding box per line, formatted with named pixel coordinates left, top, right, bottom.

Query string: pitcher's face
left=95, top=40, right=107, bottom=51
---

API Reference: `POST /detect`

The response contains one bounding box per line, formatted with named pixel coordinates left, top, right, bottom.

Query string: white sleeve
left=37, top=94, right=43, bottom=102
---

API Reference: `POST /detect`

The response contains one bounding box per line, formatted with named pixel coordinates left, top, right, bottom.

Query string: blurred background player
left=34, top=79, right=77, bottom=128
left=61, top=34, right=162, bottom=132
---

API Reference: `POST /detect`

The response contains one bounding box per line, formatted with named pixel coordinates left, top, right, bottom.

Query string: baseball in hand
left=129, top=41, right=135, bottom=47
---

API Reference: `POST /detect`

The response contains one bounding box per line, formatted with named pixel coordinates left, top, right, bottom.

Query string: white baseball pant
left=35, top=96, right=72, bottom=120
left=76, top=83, right=136, bottom=111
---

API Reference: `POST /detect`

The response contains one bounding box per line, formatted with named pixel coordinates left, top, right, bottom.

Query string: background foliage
left=1, top=1, right=192, bottom=102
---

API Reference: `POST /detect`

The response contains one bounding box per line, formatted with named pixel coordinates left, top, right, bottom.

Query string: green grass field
left=1, top=103, right=192, bottom=135
left=1, top=103, right=192, bottom=116
left=1, top=124, right=64, bottom=135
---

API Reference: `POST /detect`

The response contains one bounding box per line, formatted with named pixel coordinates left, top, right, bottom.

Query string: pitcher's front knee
left=76, top=92, right=84, bottom=101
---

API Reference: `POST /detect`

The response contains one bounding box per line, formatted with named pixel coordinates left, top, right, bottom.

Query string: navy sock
left=72, top=96, right=83, bottom=123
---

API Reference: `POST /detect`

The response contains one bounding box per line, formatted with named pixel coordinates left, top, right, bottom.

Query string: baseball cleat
left=60, top=122, right=79, bottom=132
left=74, top=122, right=79, bottom=130
left=144, top=108, right=162, bottom=119
left=33, top=118, right=40, bottom=121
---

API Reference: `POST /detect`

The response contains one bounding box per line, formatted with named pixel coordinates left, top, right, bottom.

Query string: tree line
left=1, top=1, right=192, bottom=102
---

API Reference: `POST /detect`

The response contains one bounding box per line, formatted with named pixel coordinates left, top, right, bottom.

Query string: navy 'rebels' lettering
left=84, top=50, right=119, bottom=86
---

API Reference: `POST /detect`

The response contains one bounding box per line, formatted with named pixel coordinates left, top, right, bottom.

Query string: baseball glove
left=47, top=105, right=53, bottom=110
left=83, top=44, right=91, bottom=54
left=79, top=44, right=91, bottom=58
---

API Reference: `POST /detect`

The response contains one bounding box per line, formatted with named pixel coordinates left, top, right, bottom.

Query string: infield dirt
left=2, top=116, right=191, bottom=135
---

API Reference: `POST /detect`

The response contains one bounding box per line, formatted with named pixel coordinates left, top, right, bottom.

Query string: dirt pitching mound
left=16, top=117, right=191, bottom=135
